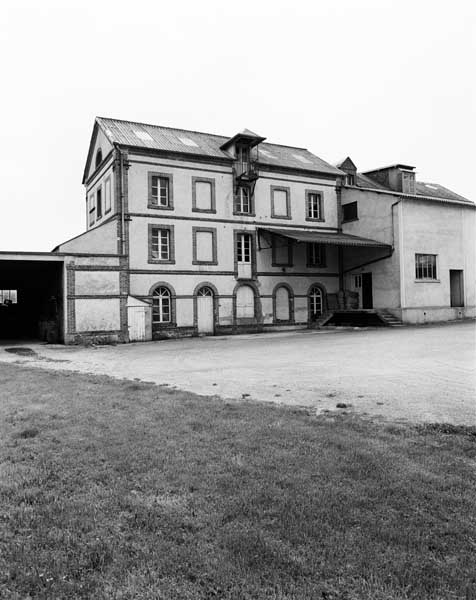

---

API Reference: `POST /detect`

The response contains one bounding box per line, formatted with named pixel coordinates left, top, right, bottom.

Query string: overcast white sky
left=0, top=0, right=474, bottom=251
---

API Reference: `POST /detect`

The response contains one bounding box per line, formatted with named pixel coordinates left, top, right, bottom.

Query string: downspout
left=336, top=178, right=344, bottom=290
left=119, top=147, right=126, bottom=256
left=391, top=199, right=405, bottom=311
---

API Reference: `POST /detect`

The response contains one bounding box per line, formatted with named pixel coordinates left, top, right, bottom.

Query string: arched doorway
left=236, top=284, right=255, bottom=319
left=197, top=286, right=214, bottom=334
left=274, top=285, right=292, bottom=322
left=309, top=285, right=323, bottom=321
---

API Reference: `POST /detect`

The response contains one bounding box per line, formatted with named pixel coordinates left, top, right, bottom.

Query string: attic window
left=292, top=153, right=312, bottom=164
left=95, top=149, right=103, bottom=169
left=178, top=137, right=198, bottom=147
left=133, top=130, right=153, bottom=142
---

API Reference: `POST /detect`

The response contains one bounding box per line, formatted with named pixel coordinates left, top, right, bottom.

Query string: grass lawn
left=1, top=363, right=475, bottom=599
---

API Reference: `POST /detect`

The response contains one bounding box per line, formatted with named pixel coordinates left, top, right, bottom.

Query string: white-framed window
left=415, top=254, right=437, bottom=280
left=235, top=187, right=251, bottom=214
left=308, top=243, right=325, bottom=267
left=309, top=286, right=323, bottom=320
left=151, top=229, right=170, bottom=260
left=151, top=175, right=170, bottom=207
left=105, top=177, right=112, bottom=213
left=0, top=290, right=18, bottom=304
left=237, top=233, right=252, bottom=263
left=306, top=191, right=323, bottom=220
left=152, top=287, right=171, bottom=324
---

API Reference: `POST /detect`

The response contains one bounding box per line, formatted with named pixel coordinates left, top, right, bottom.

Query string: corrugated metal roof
left=258, top=227, right=391, bottom=248
left=96, top=117, right=343, bottom=176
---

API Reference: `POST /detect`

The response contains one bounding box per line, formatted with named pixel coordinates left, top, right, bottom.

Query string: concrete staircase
left=376, top=310, right=404, bottom=327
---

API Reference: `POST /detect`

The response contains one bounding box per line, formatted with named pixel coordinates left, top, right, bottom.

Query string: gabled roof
left=88, top=117, right=343, bottom=179
left=336, top=157, right=357, bottom=172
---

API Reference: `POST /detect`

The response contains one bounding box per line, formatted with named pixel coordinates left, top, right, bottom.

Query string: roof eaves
left=345, top=185, right=474, bottom=206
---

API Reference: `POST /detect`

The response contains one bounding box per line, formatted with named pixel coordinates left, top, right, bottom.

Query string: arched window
left=236, top=285, right=255, bottom=319
left=309, top=286, right=323, bottom=321
left=275, top=285, right=291, bottom=322
left=152, top=286, right=171, bottom=324
left=197, top=286, right=213, bottom=297
left=95, top=148, right=103, bottom=169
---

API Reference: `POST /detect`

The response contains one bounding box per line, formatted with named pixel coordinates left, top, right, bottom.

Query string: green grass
left=0, top=363, right=475, bottom=599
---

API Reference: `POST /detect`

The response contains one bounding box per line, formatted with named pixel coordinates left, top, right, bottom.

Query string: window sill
left=307, top=264, right=326, bottom=269
left=148, top=259, right=176, bottom=265
left=233, top=212, right=256, bottom=217
left=192, top=209, right=217, bottom=214
left=414, top=279, right=440, bottom=283
left=271, top=215, right=292, bottom=220
left=192, top=260, right=218, bottom=266
left=305, top=217, right=325, bottom=222
left=342, top=218, right=359, bottom=223
left=147, top=204, right=174, bottom=211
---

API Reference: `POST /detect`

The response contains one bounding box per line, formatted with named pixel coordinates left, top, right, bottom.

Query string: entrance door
left=197, top=287, right=214, bottom=334
left=449, top=270, right=464, bottom=307
left=361, top=272, right=373, bottom=309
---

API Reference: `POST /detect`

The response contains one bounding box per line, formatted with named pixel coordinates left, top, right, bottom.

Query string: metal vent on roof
left=293, top=153, right=312, bottom=164
left=178, top=137, right=198, bottom=147
left=133, top=130, right=154, bottom=142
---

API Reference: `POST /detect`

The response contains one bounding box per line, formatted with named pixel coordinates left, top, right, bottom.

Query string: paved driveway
left=0, top=322, right=475, bottom=424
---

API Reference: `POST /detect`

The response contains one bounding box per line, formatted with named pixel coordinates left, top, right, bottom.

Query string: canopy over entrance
left=257, top=226, right=391, bottom=249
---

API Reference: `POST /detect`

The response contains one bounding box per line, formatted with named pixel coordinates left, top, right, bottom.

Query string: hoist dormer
left=220, top=129, right=266, bottom=187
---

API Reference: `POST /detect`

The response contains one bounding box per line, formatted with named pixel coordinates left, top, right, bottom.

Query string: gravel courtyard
left=0, top=321, right=474, bottom=424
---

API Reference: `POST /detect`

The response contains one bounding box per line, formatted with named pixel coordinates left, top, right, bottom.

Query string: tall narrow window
left=88, top=194, right=95, bottom=226
left=105, top=177, right=112, bottom=213
left=308, top=243, right=326, bottom=267
left=148, top=173, right=173, bottom=209
left=306, top=191, right=323, bottom=221
left=234, top=187, right=252, bottom=214
left=236, top=145, right=250, bottom=176
left=193, top=178, right=215, bottom=213
left=271, top=187, right=290, bottom=219
left=152, top=287, right=171, bottom=324
left=415, top=254, right=437, bottom=280
left=96, top=187, right=102, bottom=219
left=309, top=286, right=323, bottom=320
left=152, top=229, right=170, bottom=260
left=95, top=148, right=102, bottom=169
left=237, top=233, right=252, bottom=263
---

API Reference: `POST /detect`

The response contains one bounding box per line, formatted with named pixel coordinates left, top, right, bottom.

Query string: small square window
left=342, top=202, right=358, bottom=222
left=415, top=254, right=437, bottom=280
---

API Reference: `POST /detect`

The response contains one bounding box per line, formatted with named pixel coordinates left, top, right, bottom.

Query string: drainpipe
left=115, top=144, right=126, bottom=256
left=336, top=178, right=344, bottom=290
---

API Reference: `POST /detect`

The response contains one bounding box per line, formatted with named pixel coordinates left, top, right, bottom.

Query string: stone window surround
left=148, top=223, right=176, bottom=264
left=148, top=171, right=174, bottom=210
left=271, top=235, right=294, bottom=267
left=149, top=281, right=177, bottom=328
left=306, top=242, right=327, bottom=268
left=233, top=229, right=257, bottom=278
left=192, top=176, right=216, bottom=214
left=192, top=226, right=218, bottom=265
left=233, top=185, right=255, bottom=217
left=270, top=185, right=292, bottom=220
left=305, top=189, right=325, bottom=222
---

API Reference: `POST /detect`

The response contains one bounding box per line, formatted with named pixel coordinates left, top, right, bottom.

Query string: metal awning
left=257, top=227, right=391, bottom=248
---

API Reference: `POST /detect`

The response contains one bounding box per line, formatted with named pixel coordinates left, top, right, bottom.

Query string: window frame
left=192, top=226, right=218, bottom=265
left=342, top=201, right=358, bottom=223
left=305, top=190, right=324, bottom=222
left=272, top=236, right=293, bottom=267
left=150, top=283, right=177, bottom=330
left=148, top=172, right=174, bottom=210
left=307, top=242, right=326, bottom=268
left=308, top=284, right=325, bottom=321
left=192, top=177, right=216, bottom=214
left=148, top=224, right=176, bottom=264
left=104, top=176, right=112, bottom=214
left=234, top=229, right=257, bottom=278
left=415, top=253, right=438, bottom=281
left=88, top=193, right=95, bottom=226
left=0, top=289, right=18, bottom=304
left=96, top=186, right=102, bottom=220
left=270, top=186, right=291, bottom=220
left=234, top=185, right=254, bottom=216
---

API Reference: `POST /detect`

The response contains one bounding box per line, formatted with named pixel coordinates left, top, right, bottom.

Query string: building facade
left=1, top=117, right=474, bottom=344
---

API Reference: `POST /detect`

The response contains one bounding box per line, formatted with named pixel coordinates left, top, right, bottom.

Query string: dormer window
left=236, top=145, right=250, bottom=176
left=95, top=148, right=103, bottom=169
left=346, top=174, right=355, bottom=186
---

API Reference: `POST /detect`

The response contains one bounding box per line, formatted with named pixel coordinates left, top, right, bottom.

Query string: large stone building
left=0, top=117, right=474, bottom=343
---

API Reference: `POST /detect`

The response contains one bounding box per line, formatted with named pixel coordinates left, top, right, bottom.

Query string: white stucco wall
left=75, top=298, right=121, bottom=332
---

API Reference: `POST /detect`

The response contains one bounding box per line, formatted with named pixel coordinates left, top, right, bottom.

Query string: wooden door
left=450, top=270, right=464, bottom=307
left=362, top=272, right=373, bottom=309
left=197, top=287, right=214, bottom=334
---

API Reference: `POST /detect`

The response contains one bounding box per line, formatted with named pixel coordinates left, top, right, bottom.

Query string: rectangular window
left=193, top=228, right=217, bottom=264
left=415, top=254, right=437, bottom=280
left=148, top=172, right=173, bottom=209
left=342, top=202, right=358, bottom=222
left=192, top=177, right=215, bottom=213
left=149, top=225, right=175, bottom=263
left=306, top=191, right=323, bottom=221
left=272, top=238, right=293, bottom=266
left=88, top=194, right=95, bottom=225
left=354, top=274, right=362, bottom=288
left=105, top=177, right=112, bottom=213
left=234, top=186, right=252, bottom=214
left=271, top=187, right=290, bottom=218
left=308, top=243, right=326, bottom=267
left=96, top=187, right=102, bottom=219
left=237, top=233, right=252, bottom=263
left=0, top=290, right=18, bottom=304
left=346, top=174, right=355, bottom=186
